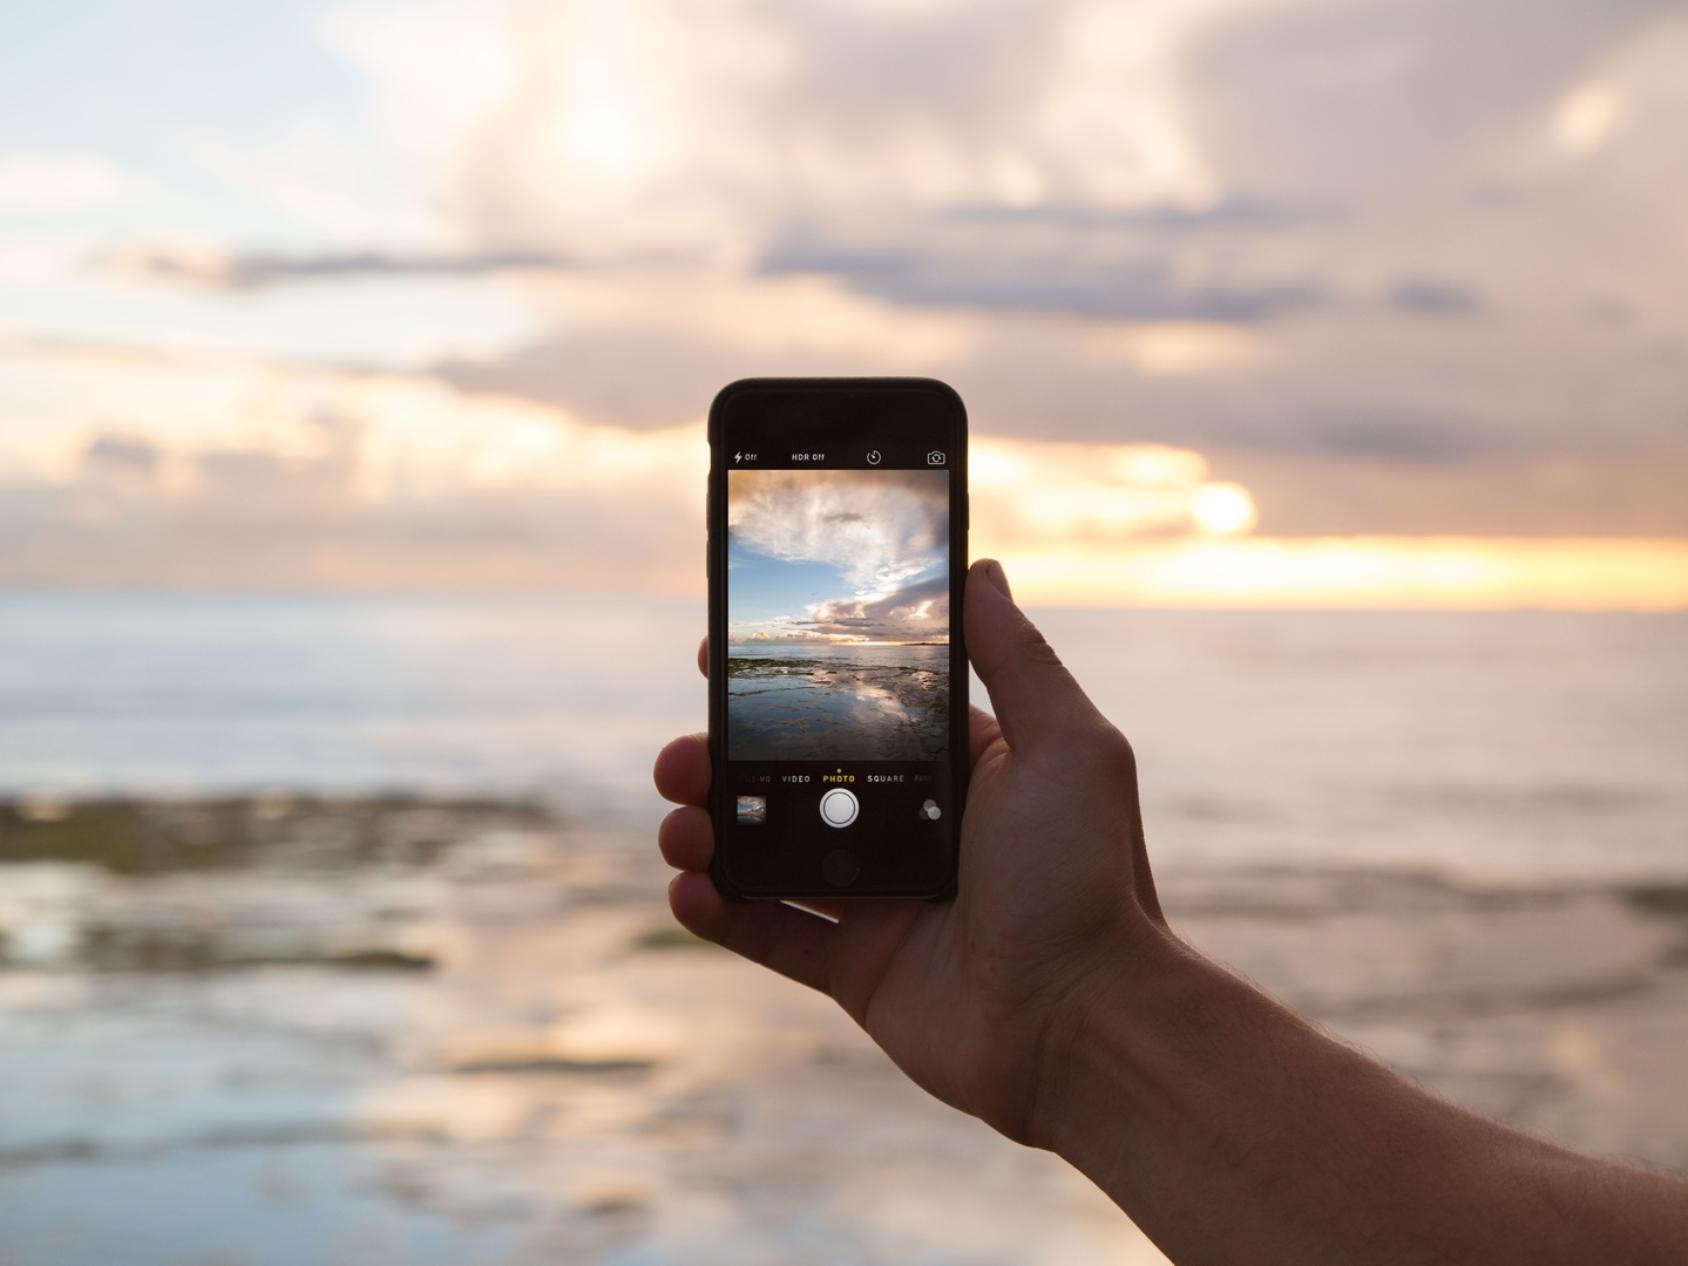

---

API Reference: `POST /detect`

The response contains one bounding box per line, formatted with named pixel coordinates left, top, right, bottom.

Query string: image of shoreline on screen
left=727, top=467, right=950, bottom=762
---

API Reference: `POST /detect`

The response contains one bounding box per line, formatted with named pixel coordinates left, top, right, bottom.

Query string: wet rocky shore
left=2, top=795, right=1685, bottom=1265
left=726, top=655, right=949, bottom=760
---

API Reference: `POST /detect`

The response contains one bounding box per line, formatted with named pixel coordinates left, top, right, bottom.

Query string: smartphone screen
left=707, top=379, right=967, bottom=898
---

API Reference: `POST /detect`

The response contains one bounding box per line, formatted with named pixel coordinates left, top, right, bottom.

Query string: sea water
left=1, top=593, right=1682, bottom=879
left=2, top=592, right=1686, bottom=1266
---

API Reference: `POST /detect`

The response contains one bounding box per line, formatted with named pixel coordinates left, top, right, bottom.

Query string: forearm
left=1035, top=920, right=1688, bottom=1266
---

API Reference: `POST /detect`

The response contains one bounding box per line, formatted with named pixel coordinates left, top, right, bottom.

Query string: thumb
left=964, top=559, right=1103, bottom=753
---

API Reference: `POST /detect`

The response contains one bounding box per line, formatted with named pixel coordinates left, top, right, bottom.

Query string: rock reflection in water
left=0, top=796, right=1165, bottom=1266
left=727, top=645, right=950, bottom=761
left=4, top=796, right=1687, bottom=1266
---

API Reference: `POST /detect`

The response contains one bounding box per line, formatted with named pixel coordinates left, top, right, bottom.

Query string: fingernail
left=981, top=558, right=1013, bottom=599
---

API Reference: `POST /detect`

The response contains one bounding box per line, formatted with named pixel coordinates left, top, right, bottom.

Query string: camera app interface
left=725, top=446, right=953, bottom=869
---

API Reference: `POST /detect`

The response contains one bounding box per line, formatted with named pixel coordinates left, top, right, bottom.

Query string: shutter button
left=819, top=787, right=858, bottom=828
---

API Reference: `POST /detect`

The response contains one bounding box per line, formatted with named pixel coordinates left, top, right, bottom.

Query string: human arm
left=654, top=558, right=1688, bottom=1264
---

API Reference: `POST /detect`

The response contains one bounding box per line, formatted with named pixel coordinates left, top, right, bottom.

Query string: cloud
left=348, top=0, right=1686, bottom=474
left=1385, top=278, right=1485, bottom=318
left=937, top=195, right=1312, bottom=234
left=758, top=230, right=1327, bottom=322
left=749, top=193, right=1331, bottom=323
left=64, top=0, right=1687, bottom=469
left=4, top=355, right=1683, bottom=602
left=0, top=356, right=709, bottom=591
left=7, top=0, right=1688, bottom=601
left=426, top=270, right=982, bottom=425
left=801, top=574, right=950, bottom=642
left=329, top=0, right=1235, bottom=264
left=728, top=467, right=947, bottom=594
left=96, top=245, right=581, bottom=292
left=0, top=152, right=132, bottom=210
left=1296, top=410, right=1507, bottom=463
left=434, top=326, right=861, bottom=430
left=1203, top=444, right=1688, bottom=537
left=1182, top=0, right=1678, bottom=203
left=82, top=433, right=161, bottom=480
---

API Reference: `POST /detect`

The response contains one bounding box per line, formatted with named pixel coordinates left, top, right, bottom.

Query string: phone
left=707, top=378, right=968, bottom=900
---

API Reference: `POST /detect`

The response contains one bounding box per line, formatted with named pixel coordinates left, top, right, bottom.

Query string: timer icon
left=865, top=449, right=882, bottom=465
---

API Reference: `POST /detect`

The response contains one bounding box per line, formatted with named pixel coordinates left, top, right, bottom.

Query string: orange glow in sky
left=2, top=4, right=1685, bottom=609
left=996, top=537, right=1688, bottom=610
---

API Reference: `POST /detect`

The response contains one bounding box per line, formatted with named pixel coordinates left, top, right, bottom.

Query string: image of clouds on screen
left=727, top=469, right=949, bottom=643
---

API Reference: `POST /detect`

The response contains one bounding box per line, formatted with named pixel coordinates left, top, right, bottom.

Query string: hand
left=653, top=558, right=1165, bottom=1143
left=658, top=562, right=1688, bottom=1264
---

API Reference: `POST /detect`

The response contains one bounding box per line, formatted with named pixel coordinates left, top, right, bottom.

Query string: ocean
left=726, top=641, right=949, bottom=761
left=2, top=593, right=1686, bottom=1265
left=2, top=593, right=1683, bottom=880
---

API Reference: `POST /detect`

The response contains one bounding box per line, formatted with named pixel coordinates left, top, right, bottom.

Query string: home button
left=822, top=848, right=861, bottom=888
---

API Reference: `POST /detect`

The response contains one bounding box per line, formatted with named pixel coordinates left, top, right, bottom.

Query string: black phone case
left=706, top=377, right=967, bottom=901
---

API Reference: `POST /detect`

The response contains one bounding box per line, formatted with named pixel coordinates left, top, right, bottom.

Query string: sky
left=727, top=468, right=949, bottom=643
left=3, top=0, right=1687, bottom=607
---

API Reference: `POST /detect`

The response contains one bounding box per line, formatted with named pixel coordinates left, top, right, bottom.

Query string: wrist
left=1023, top=910, right=1197, bottom=1159
left=1023, top=913, right=1474, bottom=1263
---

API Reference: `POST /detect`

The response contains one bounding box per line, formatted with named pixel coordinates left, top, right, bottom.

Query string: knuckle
left=1018, top=627, right=1064, bottom=670
left=1091, top=725, right=1137, bottom=778
left=978, top=618, right=1063, bottom=683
